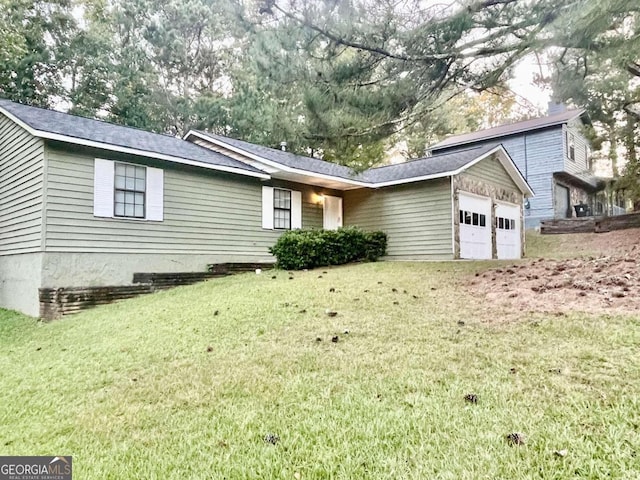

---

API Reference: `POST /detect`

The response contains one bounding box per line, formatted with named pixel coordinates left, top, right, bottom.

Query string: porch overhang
left=553, top=171, right=604, bottom=193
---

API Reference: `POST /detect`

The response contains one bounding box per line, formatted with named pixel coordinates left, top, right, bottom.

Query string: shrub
left=269, top=227, right=388, bottom=270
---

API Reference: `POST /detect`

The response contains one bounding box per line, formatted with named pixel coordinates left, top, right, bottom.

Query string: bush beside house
left=269, top=227, right=387, bottom=270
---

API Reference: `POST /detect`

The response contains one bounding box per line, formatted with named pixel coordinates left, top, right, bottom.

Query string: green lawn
left=1, top=251, right=639, bottom=478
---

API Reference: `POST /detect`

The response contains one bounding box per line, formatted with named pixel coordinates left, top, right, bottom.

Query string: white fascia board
left=185, top=130, right=370, bottom=189
left=183, top=131, right=534, bottom=194
left=371, top=148, right=507, bottom=188
left=449, top=146, right=534, bottom=197
left=371, top=146, right=534, bottom=197
left=0, top=108, right=270, bottom=180
left=371, top=171, right=455, bottom=188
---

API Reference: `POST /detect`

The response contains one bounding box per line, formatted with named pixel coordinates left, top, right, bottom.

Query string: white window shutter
left=93, top=159, right=114, bottom=217
left=262, top=186, right=274, bottom=229
left=146, top=167, right=164, bottom=221
left=291, top=190, right=302, bottom=229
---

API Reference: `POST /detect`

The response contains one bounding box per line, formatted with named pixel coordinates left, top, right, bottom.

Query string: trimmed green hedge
left=269, top=227, right=387, bottom=270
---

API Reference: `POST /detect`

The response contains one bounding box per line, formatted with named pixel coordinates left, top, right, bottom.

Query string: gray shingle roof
left=430, top=109, right=585, bottom=151
left=1, top=99, right=525, bottom=190
left=194, top=131, right=358, bottom=181
left=357, top=144, right=497, bottom=184
left=0, top=99, right=265, bottom=175
left=194, top=131, right=503, bottom=185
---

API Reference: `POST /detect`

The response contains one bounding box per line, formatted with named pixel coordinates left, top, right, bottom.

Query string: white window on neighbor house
left=568, top=132, right=575, bottom=161
left=261, top=186, right=302, bottom=230
left=93, top=158, right=164, bottom=221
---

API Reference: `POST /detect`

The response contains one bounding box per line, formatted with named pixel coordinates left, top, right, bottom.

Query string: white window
left=93, top=159, right=164, bottom=221
left=273, top=188, right=291, bottom=229
left=568, top=133, right=575, bottom=161
left=459, top=210, right=486, bottom=227
left=115, top=163, right=146, bottom=218
left=262, top=186, right=301, bottom=230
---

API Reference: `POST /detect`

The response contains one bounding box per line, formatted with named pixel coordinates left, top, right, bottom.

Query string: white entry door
left=496, top=202, right=521, bottom=259
left=323, top=195, right=343, bottom=230
left=459, top=193, right=492, bottom=259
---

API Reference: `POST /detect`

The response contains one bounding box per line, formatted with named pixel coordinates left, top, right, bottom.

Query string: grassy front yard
left=1, top=241, right=639, bottom=478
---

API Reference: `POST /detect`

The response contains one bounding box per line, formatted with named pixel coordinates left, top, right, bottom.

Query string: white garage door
left=459, top=193, right=492, bottom=259
left=496, top=202, right=521, bottom=259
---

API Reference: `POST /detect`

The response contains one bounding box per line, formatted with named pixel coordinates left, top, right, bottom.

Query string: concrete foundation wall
left=0, top=253, right=43, bottom=316
left=40, top=252, right=275, bottom=288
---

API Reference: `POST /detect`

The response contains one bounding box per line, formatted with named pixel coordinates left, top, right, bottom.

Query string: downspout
left=450, top=175, right=457, bottom=259
left=523, top=134, right=530, bottom=214
left=523, top=133, right=528, bottom=180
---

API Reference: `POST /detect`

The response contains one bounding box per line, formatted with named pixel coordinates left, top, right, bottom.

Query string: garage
left=459, top=192, right=492, bottom=259
left=495, top=202, right=521, bottom=259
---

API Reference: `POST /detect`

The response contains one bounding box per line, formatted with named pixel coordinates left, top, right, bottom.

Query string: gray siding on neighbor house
left=344, top=178, right=453, bottom=260
left=0, top=114, right=45, bottom=254
left=563, top=120, right=596, bottom=186
left=43, top=144, right=332, bottom=256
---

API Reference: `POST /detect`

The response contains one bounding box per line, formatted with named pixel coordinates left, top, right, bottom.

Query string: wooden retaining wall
left=595, top=212, right=640, bottom=232
left=39, top=263, right=274, bottom=320
left=539, top=217, right=596, bottom=234
left=540, top=212, right=640, bottom=234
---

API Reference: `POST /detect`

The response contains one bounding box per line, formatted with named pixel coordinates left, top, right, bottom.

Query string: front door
left=323, top=195, right=343, bottom=230
left=554, top=184, right=570, bottom=218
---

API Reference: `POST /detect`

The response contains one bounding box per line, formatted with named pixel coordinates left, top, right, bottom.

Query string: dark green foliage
left=269, top=227, right=387, bottom=270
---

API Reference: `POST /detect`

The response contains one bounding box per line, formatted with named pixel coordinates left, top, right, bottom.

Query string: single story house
left=0, top=99, right=532, bottom=318
left=430, top=106, right=602, bottom=228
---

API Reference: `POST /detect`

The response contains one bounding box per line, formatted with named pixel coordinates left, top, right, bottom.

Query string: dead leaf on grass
left=464, top=393, right=478, bottom=404
left=505, top=432, right=527, bottom=445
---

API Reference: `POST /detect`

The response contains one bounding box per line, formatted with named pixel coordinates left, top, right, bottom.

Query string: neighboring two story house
left=430, top=107, right=603, bottom=229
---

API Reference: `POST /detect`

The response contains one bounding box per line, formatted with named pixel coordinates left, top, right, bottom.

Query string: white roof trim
left=0, top=106, right=270, bottom=180
left=370, top=146, right=534, bottom=196
left=185, top=131, right=533, bottom=195
left=184, top=130, right=370, bottom=188
left=0, top=106, right=532, bottom=194
left=452, top=145, right=533, bottom=197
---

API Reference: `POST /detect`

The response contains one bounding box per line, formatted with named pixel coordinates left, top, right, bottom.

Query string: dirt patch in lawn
left=467, top=229, right=640, bottom=317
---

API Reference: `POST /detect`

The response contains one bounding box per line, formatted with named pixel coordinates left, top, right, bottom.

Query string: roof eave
left=0, top=106, right=270, bottom=180
left=185, top=130, right=370, bottom=189
left=431, top=111, right=585, bottom=152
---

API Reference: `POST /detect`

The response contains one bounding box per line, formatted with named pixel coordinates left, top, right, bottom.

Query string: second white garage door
left=496, top=202, right=521, bottom=259
left=459, top=193, right=492, bottom=259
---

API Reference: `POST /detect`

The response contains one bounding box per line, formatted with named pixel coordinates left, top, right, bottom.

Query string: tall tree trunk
left=625, top=114, right=640, bottom=211
left=608, top=124, right=619, bottom=177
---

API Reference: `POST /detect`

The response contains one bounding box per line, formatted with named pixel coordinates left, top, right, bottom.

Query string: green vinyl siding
left=302, top=202, right=323, bottom=229
left=344, top=178, right=453, bottom=260
left=43, top=145, right=331, bottom=255
left=45, top=145, right=277, bottom=255
left=463, top=155, right=520, bottom=192
left=0, top=114, right=45, bottom=254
